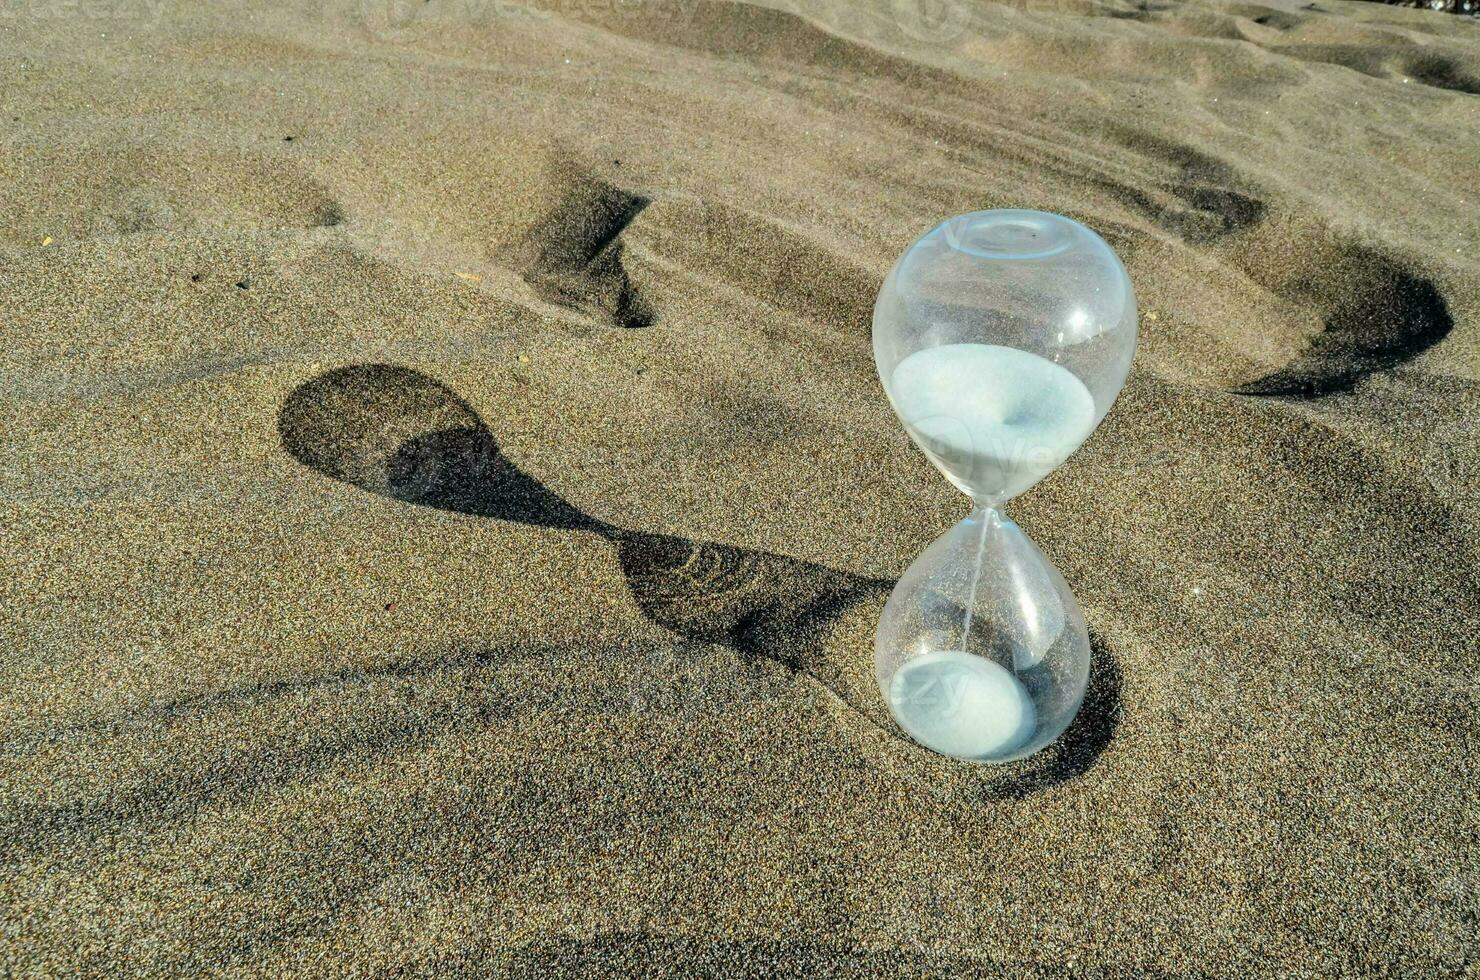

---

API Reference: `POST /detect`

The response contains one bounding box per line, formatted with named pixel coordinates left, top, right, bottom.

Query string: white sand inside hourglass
left=890, top=343, right=1096, bottom=499
left=889, top=650, right=1037, bottom=759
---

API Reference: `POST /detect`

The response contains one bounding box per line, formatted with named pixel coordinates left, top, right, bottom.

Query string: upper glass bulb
left=873, top=209, right=1137, bottom=504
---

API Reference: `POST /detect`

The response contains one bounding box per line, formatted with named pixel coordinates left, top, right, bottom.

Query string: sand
left=1, top=0, right=1477, bottom=975
left=889, top=650, right=1040, bottom=759
left=889, top=343, right=1098, bottom=499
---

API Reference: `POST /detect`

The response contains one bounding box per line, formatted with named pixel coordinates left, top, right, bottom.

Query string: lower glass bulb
left=875, top=507, right=1090, bottom=762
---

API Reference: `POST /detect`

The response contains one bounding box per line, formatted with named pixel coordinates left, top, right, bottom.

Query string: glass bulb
left=876, top=508, right=1089, bottom=761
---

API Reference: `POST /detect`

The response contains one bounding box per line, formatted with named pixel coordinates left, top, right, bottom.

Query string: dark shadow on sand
left=502, top=177, right=655, bottom=329
left=1235, top=260, right=1454, bottom=399
left=977, top=631, right=1123, bottom=801
left=276, top=364, right=1123, bottom=798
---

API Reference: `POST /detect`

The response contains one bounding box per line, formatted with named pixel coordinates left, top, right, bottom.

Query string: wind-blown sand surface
left=2, top=0, right=1477, bottom=974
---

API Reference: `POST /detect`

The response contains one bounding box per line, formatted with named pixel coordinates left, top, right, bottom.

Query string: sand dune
left=2, top=0, right=1477, bottom=974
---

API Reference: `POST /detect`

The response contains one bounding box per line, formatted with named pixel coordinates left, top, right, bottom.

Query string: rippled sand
left=2, top=0, right=1477, bottom=974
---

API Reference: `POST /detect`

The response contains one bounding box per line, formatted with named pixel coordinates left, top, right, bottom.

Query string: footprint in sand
left=501, top=176, right=656, bottom=330
left=1233, top=250, right=1455, bottom=398
left=0, top=143, right=345, bottom=245
left=277, top=364, right=1126, bottom=797
left=1098, top=132, right=1269, bottom=245
left=1105, top=130, right=1455, bottom=398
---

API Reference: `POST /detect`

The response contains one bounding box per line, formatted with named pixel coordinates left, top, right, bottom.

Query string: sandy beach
left=2, top=0, right=1477, bottom=974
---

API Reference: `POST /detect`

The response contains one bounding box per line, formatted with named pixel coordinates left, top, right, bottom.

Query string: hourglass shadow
left=276, top=364, right=1123, bottom=795
left=977, top=632, right=1123, bottom=801
left=277, top=365, right=884, bottom=683
left=278, top=365, right=598, bottom=531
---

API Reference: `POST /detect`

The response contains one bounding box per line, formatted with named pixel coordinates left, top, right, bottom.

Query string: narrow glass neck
left=966, top=500, right=1005, bottom=524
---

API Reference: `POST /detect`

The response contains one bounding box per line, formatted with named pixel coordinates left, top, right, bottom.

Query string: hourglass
left=873, top=210, right=1137, bottom=762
